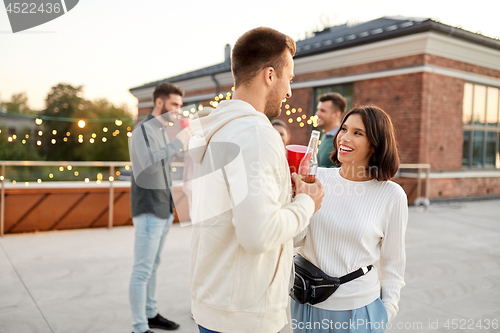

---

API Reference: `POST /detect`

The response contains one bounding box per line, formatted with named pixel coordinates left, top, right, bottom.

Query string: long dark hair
left=330, top=106, right=400, bottom=181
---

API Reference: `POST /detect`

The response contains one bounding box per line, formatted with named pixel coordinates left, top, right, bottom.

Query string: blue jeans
left=130, top=213, right=174, bottom=333
left=291, top=298, right=388, bottom=333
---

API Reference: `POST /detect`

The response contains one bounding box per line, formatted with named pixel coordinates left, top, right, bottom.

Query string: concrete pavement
left=0, top=199, right=499, bottom=333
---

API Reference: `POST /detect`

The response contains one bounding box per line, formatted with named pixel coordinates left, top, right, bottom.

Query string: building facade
left=130, top=17, right=500, bottom=201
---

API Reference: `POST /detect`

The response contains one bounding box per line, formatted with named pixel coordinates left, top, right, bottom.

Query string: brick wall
left=273, top=87, right=314, bottom=145
left=422, top=73, right=464, bottom=171
left=352, top=73, right=425, bottom=165
left=430, top=177, right=500, bottom=198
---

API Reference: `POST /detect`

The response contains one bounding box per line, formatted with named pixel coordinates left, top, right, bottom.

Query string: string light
left=66, top=132, right=71, bottom=136
left=90, top=138, right=95, bottom=143
left=116, top=171, right=121, bottom=176
left=38, top=131, right=43, bottom=136
left=103, top=127, right=108, bottom=133
left=67, top=166, right=72, bottom=170
left=84, top=178, right=90, bottom=183
left=25, top=182, right=29, bottom=187
left=37, top=140, right=42, bottom=146
left=49, top=173, right=54, bottom=178
left=22, top=140, right=26, bottom=144
left=115, top=119, right=123, bottom=126
left=0, top=176, right=4, bottom=181
left=125, top=165, right=130, bottom=170
left=52, top=130, right=57, bottom=135
left=78, top=120, right=86, bottom=128
left=102, top=137, right=107, bottom=142
left=12, top=180, right=16, bottom=184
left=25, top=134, right=29, bottom=139
left=74, top=171, right=79, bottom=176
left=109, top=176, right=114, bottom=182
left=35, top=118, right=43, bottom=125
left=51, top=139, right=56, bottom=144
left=91, top=133, right=97, bottom=138
left=127, top=132, right=132, bottom=137
left=37, top=179, right=42, bottom=183
left=8, top=137, right=13, bottom=142
left=59, top=167, right=64, bottom=171
left=63, top=138, right=68, bottom=142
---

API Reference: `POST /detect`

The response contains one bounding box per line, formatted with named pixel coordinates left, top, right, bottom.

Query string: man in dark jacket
left=129, top=82, right=193, bottom=333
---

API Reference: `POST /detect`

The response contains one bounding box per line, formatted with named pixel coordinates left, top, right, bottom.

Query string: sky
left=0, top=0, right=499, bottom=116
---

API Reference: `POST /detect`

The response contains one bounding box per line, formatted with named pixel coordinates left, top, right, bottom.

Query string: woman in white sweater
left=292, top=106, right=408, bottom=333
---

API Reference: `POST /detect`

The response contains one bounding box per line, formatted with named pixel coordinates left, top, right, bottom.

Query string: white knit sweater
left=294, top=167, right=408, bottom=322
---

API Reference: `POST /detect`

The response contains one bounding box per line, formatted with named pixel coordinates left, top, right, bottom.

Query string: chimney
left=224, top=44, right=231, bottom=62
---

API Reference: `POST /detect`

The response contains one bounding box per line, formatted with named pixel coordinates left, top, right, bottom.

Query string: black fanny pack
left=290, top=254, right=373, bottom=305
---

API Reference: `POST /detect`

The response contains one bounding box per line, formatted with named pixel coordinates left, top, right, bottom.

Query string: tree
left=41, top=84, right=132, bottom=161
left=0, top=126, right=44, bottom=160
left=41, top=84, right=85, bottom=160
left=0, top=92, right=34, bottom=114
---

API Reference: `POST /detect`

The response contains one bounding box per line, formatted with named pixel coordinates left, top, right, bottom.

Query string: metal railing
left=0, top=160, right=136, bottom=236
left=1, top=161, right=431, bottom=236
left=398, top=163, right=431, bottom=200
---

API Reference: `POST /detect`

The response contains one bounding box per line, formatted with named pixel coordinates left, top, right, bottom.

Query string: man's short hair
left=153, top=82, right=184, bottom=104
left=318, top=92, right=347, bottom=114
left=231, top=27, right=296, bottom=88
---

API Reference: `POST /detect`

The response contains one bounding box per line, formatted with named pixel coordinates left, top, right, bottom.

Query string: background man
left=315, top=92, right=347, bottom=167
left=188, top=27, right=324, bottom=333
left=129, top=82, right=193, bottom=333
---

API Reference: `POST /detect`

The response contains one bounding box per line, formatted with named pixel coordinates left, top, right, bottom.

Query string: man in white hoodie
left=188, top=27, right=324, bottom=333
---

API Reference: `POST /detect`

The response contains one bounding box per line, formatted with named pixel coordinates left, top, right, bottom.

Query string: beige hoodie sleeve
left=227, top=124, right=315, bottom=255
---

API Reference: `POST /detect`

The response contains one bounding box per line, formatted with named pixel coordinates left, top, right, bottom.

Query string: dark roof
left=130, top=16, right=500, bottom=92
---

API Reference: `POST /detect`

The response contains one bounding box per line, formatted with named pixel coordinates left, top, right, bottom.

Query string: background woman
left=272, top=119, right=291, bottom=146
left=292, top=106, right=408, bottom=333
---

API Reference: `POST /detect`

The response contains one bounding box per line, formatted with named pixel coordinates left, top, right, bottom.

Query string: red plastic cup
left=286, top=145, right=308, bottom=175
left=180, top=118, right=191, bottom=129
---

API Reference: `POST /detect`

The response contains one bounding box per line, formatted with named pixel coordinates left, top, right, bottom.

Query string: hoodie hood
left=188, top=100, right=269, bottom=164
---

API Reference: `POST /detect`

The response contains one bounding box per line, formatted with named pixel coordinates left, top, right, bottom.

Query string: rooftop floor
left=1, top=199, right=499, bottom=333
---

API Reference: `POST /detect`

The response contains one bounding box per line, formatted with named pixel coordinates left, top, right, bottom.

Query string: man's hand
left=176, top=127, right=194, bottom=151
left=292, top=173, right=324, bottom=213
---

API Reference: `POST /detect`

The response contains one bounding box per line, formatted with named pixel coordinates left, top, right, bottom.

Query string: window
left=313, top=83, right=353, bottom=115
left=462, top=83, right=500, bottom=169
